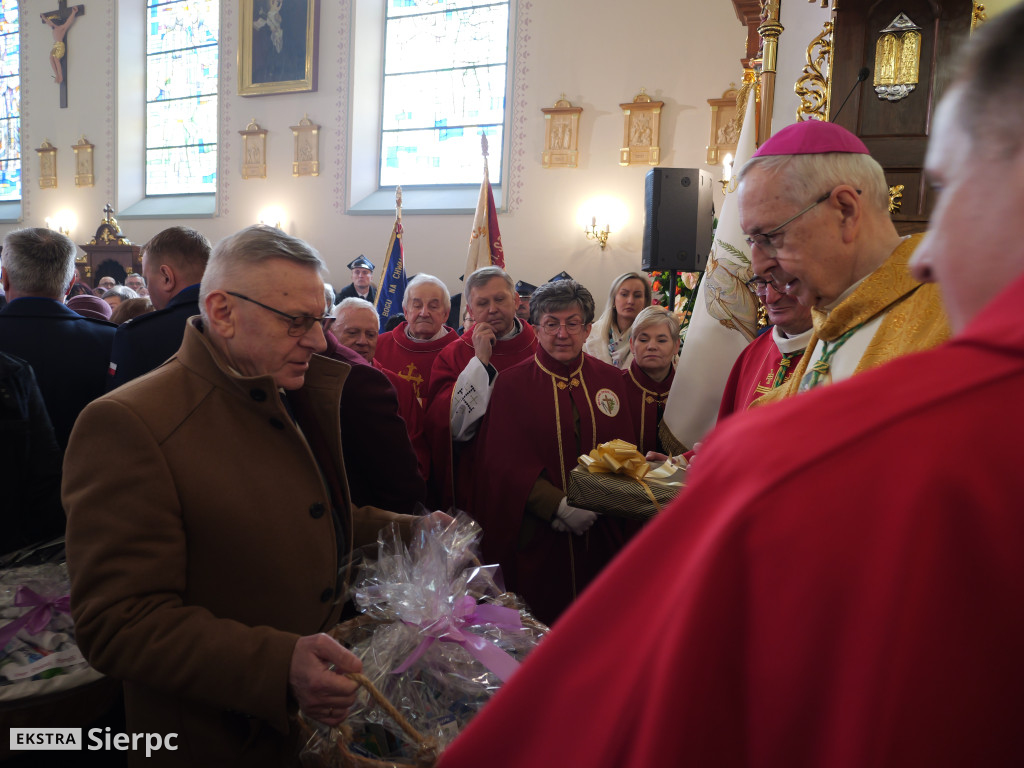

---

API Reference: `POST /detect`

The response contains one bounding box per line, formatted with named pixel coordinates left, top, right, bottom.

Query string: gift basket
left=299, top=514, right=548, bottom=767
left=567, top=439, right=685, bottom=521
left=0, top=553, right=102, bottom=703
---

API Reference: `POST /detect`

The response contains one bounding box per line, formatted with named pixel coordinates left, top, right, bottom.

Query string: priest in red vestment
left=472, top=279, right=635, bottom=626
left=330, top=297, right=429, bottom=481
left=620, top=306, right=680, bottom=455
left=373, top=274, right=458, bottom=400
left=717, top=275, right=813, bottom=419
left=437, top=13, right=1024, bottom=765
left=423, top=267, right=537, bottom=509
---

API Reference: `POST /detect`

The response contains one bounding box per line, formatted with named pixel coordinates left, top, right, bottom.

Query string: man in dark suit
left=335, top=255, right=377, bottom=305
left=106, top=226, right=210, bottom=390
left=0, top=227, right=116, bottom=450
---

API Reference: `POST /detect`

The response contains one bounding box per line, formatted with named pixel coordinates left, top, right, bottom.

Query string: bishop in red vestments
left=472, top=280, right=635, bottom=626
left=437, top=16, right=1024, bottom=765
left=423, top=268, right=537, bottom=509
left=373, top=275, right=458, bottom=400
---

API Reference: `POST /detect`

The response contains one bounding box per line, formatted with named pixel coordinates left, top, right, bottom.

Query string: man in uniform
left=436, top=8, right=1024, bottom=765
left=64, top=225, right=420, bottom=766
left=374, top=274, right=459, bottom=401
left=737, top=120, right=948, bottom=402
left=107, top=226, right=210, bottom=389
left=424, top=266, right=537, bottom=509
left=514, top=279, right=537, bottom=323
left=336, top=255, right=376, bottom=304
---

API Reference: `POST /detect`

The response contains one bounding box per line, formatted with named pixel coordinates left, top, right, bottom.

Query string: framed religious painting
left=239, top=0, right=319, bottom=96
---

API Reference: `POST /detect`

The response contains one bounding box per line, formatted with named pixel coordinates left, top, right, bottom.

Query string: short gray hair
left=1, top=228, right=77, bottom=298
left=200, top=225, right=326, bottom=321
left=737, top=151, right=890, bottom=214
left=630, top=305, right=680, bottom=341
left=333, top=296, right=378, bottom=322
left=530, top=279, right=596, bottom=324
left=102, top=286, right=140, bottom=302
left=465, top=266, right=514, bottom=299
left=402, top=273, right=451, bottom=313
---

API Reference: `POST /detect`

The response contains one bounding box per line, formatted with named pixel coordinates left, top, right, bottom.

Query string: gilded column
left=758, top=1, right=783, bottom=144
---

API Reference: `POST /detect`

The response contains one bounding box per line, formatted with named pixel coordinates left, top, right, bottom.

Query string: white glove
left=551, top=498, right=598, bottom=535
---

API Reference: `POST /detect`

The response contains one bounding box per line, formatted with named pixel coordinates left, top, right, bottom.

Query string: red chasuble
left=472, top=348, right=636, bottom=626
left=373, top=321, right=459, bottom=401
left=718, top=329, right=805, bottom=420
left=423, top=320, right=537, bottom=510
left=621, top=360, right=675, bottom=455
left=439, top=275, right=1024, bottom=768
left=374, top=359, right=429, bottom=482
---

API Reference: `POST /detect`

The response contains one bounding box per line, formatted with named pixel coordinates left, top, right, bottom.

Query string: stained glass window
left=146, top=0, right=219, bottom=195
left=380, top=0, right=509, bottom=187
left=0, top=2, right=20, bottom=202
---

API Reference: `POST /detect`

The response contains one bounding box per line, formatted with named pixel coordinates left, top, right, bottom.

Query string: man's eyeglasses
left=539, top=318, right=587, bottom=335
left=226, top=291, right=331, bottom=337
left=746, top=276, right=771, bottom=296
left=744, top=190, right=833, bottom=257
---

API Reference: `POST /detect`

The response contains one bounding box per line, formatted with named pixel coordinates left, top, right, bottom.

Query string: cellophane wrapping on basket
left=0, top=562, right=93, bottom=696
left=300, top=514, right=548, bottom=766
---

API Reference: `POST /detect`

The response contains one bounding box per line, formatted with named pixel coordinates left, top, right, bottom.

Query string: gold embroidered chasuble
left=756, top=233, right=950, bottom=405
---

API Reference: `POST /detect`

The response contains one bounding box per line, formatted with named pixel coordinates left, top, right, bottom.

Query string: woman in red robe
left=472, top=279, right=635, bottom=626
left=620, top=306, right=680, bottom=456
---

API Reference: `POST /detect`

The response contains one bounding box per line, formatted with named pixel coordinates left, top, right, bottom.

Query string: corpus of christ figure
left=41, top=1, right=85, bottom=109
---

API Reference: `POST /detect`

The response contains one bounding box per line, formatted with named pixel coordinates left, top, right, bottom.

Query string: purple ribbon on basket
left=392, top=596, right=522, bottom=682
left=0, top=587, right=71, bottom=649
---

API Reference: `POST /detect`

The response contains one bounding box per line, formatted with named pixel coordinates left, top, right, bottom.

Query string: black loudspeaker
left=641, top=168, right=715, bottom=272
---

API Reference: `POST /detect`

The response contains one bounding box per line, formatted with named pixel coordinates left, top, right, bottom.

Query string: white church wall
left=8, top=0, right=746, bottom=302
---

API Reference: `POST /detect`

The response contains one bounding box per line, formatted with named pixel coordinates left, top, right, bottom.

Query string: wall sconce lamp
left=258, top=207, right=286, bottom=230
left=584, top=216, right=611, bottom=250
left=720, top=152, right=734, bottom=194
left=45, top=210, right=77, bottom=237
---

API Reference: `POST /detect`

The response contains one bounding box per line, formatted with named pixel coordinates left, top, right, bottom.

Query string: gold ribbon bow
left=578, top=439, right=680, bottom=512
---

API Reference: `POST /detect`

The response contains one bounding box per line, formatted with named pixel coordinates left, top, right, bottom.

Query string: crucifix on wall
left=41, top=1, right=85, bottom=109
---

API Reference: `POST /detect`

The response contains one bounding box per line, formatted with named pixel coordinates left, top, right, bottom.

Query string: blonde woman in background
left=584, top=272, right=652, bottom=368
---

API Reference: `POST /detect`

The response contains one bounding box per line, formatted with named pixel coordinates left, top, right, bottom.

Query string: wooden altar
left=76, top=204, right=141, bottom=287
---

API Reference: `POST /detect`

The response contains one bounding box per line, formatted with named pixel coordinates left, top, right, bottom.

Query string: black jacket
left=0, top=352, right=64, bottom=552
left=107, top=284, right=201, bottom=391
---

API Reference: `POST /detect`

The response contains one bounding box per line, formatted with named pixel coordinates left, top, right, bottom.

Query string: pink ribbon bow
left=392, top=596, right=523, bottom=682
left=0, top=587, right=72, bottom=650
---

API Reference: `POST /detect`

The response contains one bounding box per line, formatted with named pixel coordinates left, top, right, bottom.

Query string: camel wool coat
left=63, top=319, right=413, bottom=767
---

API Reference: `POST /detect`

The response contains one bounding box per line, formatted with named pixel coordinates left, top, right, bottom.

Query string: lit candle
left=722, top=153, right=734, bottom=183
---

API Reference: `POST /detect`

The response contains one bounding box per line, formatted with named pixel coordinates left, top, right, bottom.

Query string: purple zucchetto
left=753, top=120, right=870, bottom=158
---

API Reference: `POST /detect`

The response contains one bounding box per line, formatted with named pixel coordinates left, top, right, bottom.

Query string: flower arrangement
left=648, top=270, right=701, bottom=336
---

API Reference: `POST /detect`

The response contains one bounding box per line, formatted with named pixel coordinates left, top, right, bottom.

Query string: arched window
left=380, top=0, right=509, bottom=188
left=145, top=0, right=219, bottom=195
left=0, top=1, right=20, bottom=202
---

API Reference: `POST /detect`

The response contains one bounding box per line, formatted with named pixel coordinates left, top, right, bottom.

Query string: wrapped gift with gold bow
left=566, top=439, right=685, bottom=521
